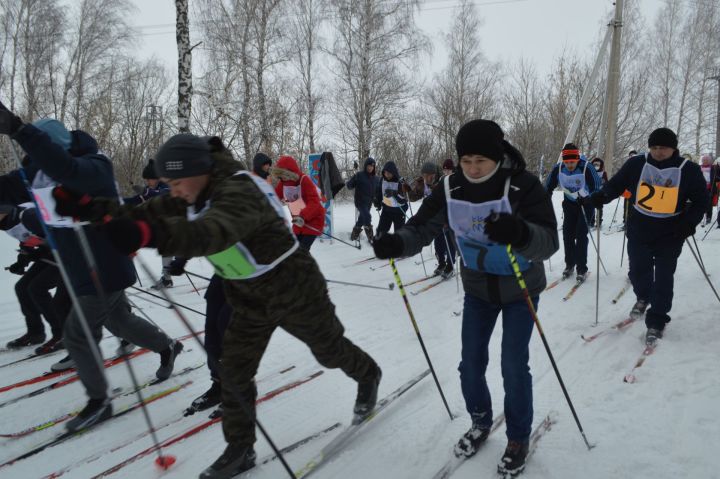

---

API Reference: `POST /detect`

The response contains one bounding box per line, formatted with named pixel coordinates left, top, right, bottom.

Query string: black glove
left=484, top=213, right=529, bottom=247
left=5, top=257, right=29, bottom=275
left=0, top=101, right=24, bottom=136
left=165, top=257, right=188, bottom=276
left=372, top=232, right=404, bottom=259
left=675, top=221, right=696, bottom=240
left=52, top=186, right=98, bottom=219
left=577, top=192, right=605, bottom=209
left=96, top=218, right=154, bottom=255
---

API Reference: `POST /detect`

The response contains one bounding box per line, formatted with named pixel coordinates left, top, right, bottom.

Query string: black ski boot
left=199, top=444, right=256, bottom=479
left=151, top=276, right=173, bottom=290
left=363, top=225, right=374, bottom=244
left=630, top=300, right=648, bottom=319
left=353, top=365, right=382, bottom=424
left=35, top=336, right=64, bottom=355
left=7, top=332, right=46, bottom=349
left=433, top=261, right=446, bottom=277
left=645, top=328, right=663, bottom=346
left=561, top=266, right=574, bottom=280
left=575, top=269, right=588, bottom=283
left=51, top=354, right=76, bottom=371
left=453, top=422, right=491, bottom=458
left=441, top=262, right=454, bottom=279
left=156, top=340, right=183, bottom=380
left=350, top=226, right=362, bottom=241
left=497, top=440, right=529, bottom=477
left=185, top=381, right=222, bottom=416
left=66, top=397, right=112, bottom=432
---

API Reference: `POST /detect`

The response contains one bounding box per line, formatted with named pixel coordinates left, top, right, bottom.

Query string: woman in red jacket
left=272, top=155, right=326, bottom=250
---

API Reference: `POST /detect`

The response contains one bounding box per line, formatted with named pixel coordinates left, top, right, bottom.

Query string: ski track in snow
left=0, top=197, right=718, bottom=478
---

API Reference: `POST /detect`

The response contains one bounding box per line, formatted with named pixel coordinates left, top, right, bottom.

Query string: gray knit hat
left=154, top=133, right=213, bottom=179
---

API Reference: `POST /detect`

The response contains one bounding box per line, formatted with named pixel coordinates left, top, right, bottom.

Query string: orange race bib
left=636, top=181, right=678, bottom=215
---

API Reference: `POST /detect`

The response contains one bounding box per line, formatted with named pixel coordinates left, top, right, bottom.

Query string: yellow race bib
left=636, top=181, right=679, bottom=214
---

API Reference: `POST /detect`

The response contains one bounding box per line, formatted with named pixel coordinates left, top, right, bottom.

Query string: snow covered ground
left=0, top=196, right=719, bottom=479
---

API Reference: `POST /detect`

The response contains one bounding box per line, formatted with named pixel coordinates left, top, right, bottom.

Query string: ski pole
left=506, top=245, right=595, bottom=450
left=607, top=197, right=621, bottom=231
left=580, top=206, right=608, bottom=276
left=186, top=270, right=211, bottom=281
left=130, top=286, right=206, bottom=316
left=595, top=208, right=601, bottom=326
left=691, top=235, right=707, bottom=272
left=441, top=228, right=460, bottom=293
left=701, top=222, right=714, bottom=241
left=326, top=278, right=394, bottom=291
left=72, top=225, right=173, bottom=469
left=406, top=200, right=428, bottom=277
left=686, top=238, right=720, bottom=305
left=388, top=258, right=454, bottom=421
left=185, top=272, right=201, bottom=296
left=301, top=223, right=361, bottom=250
left=134, top=256, right=296, bottom=479
left=620, top=203, right=628, bottom=268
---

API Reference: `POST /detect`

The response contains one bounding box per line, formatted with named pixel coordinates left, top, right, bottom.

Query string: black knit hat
left=154, top=134, right=213, bottom=179
left=455, top=119, right=505, bottom=163
left=142, top=159, right=158, bottom=180
left=648, top=128, right=678, bottom=149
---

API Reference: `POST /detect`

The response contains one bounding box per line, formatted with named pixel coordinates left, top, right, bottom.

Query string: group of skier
left=0, top=91, right=713, bottom=478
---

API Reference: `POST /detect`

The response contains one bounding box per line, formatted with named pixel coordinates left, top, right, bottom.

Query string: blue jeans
left=459, top=293, right=537, bottom=442
left=355, top=204, right=372, bottom=227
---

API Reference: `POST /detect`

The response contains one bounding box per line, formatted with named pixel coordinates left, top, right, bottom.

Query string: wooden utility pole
left=602, top=0, right=624, bottom=176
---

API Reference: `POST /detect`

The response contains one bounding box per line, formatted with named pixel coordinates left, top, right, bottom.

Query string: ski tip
left=155, top=454, right=177, bottom=470
left=623, top=374, right=636, bottom=383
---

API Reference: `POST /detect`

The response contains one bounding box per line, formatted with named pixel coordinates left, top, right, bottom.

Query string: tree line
left=1, top=0, right=718, bottom=194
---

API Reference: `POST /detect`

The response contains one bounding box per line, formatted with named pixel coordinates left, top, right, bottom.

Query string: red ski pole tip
left=155, top=455, right=177, bottom=469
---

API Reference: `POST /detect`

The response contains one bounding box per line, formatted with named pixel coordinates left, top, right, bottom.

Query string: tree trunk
left=175, top=0, right=192, bottom=133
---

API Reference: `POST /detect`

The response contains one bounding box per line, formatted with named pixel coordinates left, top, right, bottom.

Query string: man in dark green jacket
left=57, top=134, right=381, bottom=479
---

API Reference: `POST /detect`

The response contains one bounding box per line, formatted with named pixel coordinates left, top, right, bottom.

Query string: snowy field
left=0, top=196, right=719, bottom=478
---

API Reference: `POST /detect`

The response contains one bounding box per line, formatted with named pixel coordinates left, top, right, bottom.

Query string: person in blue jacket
left=0, top=101, right=181, bottom=432
left=346, top=157, right=379, bottom=242
left=374, top=160, right=408, bottom=235
left=581, top=128, right=708, bottom=345
left=544, top=143, right=602, bottom=282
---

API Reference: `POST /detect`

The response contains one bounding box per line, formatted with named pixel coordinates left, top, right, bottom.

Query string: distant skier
left=404, top=161, right=455, bottom=278
left=272, top=155, right=326, bottom=250
left=55, top=133, right=382, bottom=479
left=699, top=154, right=718, bottom=226
left=544, top=143, right=602, bottom=282
left=373, top=119, right=558, bottom=476
left=590, top=157, right=608, bottom=228
left=346, top=157, right=379, bottom=242
left=374, top=160, right=408, bottom=235
left=581, top=128, right=708, bottom=345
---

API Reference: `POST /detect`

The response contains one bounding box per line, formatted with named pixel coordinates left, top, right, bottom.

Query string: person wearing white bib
left=544, top=143, right=602, bottom=282
left=272, top=155, right=326, bottom=251
left=56, top=134, right=382, bottom=479
left=373, top=160, right=408, bottom=235
left=699, top=154, right=718, bottom=226
left=373, top=119, right=558, bottom=476
left=582, top=128, right=708, bottom=346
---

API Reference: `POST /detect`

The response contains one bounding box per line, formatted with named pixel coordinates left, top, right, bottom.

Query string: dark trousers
left=64, top=291, right=172, bottom=399
left=562, top=201, right=594, bottom=273
left=354, top=204, right=372, bottom=227
left=221, top=252, right=378, bottom=446
left=296, top=234, right=317, bottom=251
left=15, top=261, right=66, bottom=338
left=434, top=229, right=456, bottom=266
left=627, top=235, right=683, bottom=330
left=377, top=207, right=405, bottom=234
left=205, top=275, right=233, bottom=382
left=459, top=293, right=537, bottom=442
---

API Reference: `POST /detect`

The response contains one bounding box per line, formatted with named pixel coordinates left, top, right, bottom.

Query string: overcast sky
left=129, top=0, right=663, bottom=79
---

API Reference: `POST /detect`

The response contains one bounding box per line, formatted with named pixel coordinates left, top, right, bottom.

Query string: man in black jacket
left=0, top=102, right=180, bottom=432
left=582, top=128, right=708, bottom=345
left=346, top=157, right=379, bottom=241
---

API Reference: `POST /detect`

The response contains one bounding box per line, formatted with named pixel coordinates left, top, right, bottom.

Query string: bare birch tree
left=175, top=0, right=193, bottom=133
